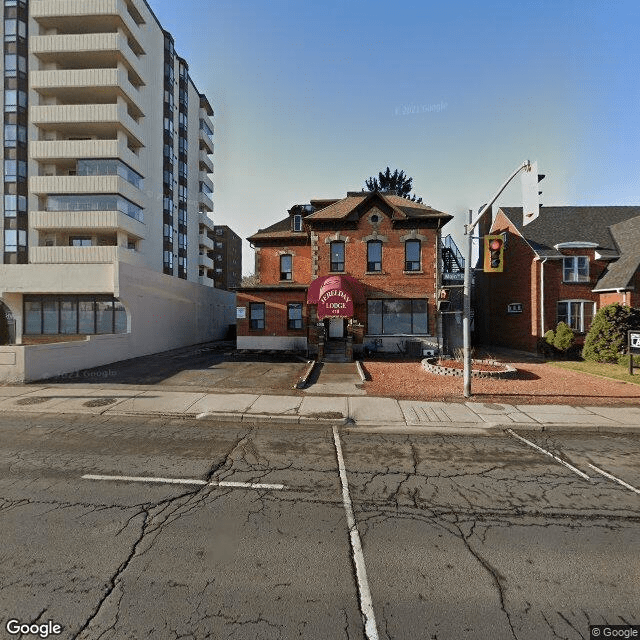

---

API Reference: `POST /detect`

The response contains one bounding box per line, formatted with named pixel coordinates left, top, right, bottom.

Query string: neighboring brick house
left=210, top=225, right=242, bottom=290
left=237, top=191, right=453, bottom=358
left=475, top=206, right=640, bottom=352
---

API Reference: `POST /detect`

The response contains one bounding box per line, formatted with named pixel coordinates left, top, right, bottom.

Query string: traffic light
left=437, top=288, right=450, bottom=311
left=521, top=160, right=545, bottom=226
left=483, top=235, right=504, bottom=273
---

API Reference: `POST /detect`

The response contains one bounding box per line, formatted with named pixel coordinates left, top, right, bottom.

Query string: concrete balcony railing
left=199, top=129, right=214, bottom=154
left=198, top=191, right=214, bottom=213
left=30, top=103, right=144, bottom=147
left=30, top=32, right=144, bottom=81
left=198, top=254, right=214, bottom=270
left=199, top=150, right=214, bottom=173
left=199, top=211, right=214, bottom=229
left=29, top=175, right=143, bottom=208
left=200, top=174, right=214, bottom=194
left=31, top=0, right=144, bottom=45
left=29, top=245, right=146, bottom=266
left=199, top=233, right=214, bottom=250
left=198, top=275, right=213, bottom=287
left=31, top=68, right=143, bottom=116
left=29, top=138, right=141, bottom=174
left=30, top=210, right=146, bottom=238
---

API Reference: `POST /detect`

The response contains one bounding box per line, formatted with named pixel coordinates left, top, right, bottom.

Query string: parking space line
left=332, top=426, right=379, bottom=640
left=587, top=464, right=640, bottom=495
left=82, top=474, right=285, bottom=490
left=506, top=429, right=590, bottom=480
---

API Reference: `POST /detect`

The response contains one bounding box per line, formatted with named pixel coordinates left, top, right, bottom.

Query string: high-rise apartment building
left=211, top=225, right=241, bottom=290
left=0, top=0, right=235, bottom=382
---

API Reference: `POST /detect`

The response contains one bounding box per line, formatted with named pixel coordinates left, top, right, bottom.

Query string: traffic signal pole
left=463, top=160, right=532, bottom=397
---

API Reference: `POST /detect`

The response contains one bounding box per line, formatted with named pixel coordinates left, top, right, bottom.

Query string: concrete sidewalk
left=0, top=384, right=638, bottom=432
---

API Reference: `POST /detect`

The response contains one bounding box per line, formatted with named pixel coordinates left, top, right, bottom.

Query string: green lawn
left=548, top=360, right=640, bottom=385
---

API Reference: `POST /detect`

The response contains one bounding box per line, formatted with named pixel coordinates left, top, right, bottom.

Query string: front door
left=328, top=317, right=344, bottom=339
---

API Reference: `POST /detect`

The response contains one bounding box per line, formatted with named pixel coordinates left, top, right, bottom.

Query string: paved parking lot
left=1, top=414, right=638, bottom=639
left=38, top=342, right=310, bottom=395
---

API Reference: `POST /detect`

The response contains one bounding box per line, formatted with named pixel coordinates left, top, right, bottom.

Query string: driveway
left=37, top=342, right=310, bottom=396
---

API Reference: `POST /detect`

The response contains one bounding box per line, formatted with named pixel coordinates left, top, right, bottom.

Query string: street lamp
left=462, top=160, right=540, bottom=397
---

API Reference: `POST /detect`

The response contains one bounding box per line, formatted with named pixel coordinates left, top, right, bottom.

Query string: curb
left=355, top=360, right=367, bottom=382
left=295, top=360, right=318, bottom=389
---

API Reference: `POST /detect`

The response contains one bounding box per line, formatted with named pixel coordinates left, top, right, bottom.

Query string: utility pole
left=462, top=160, right=538, bottom=397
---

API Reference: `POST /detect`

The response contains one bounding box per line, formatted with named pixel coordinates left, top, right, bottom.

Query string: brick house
left=236, top=191, right=453, bottom=358
left=475, top=206, right=640, bottom=352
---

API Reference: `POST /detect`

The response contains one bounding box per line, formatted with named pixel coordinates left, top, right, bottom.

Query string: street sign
left=628, top=330, right=640, bottom=375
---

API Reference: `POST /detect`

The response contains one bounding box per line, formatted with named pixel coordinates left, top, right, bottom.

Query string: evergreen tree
left=365, top=167, right=423, bottom=203
left=583, top=303, right=640, bottom=362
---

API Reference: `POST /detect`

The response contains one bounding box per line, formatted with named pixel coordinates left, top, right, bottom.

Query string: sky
left=148, top=0, right=640, bottom=274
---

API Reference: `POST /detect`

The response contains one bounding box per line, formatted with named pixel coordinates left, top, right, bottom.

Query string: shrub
left=537, top=323, right=576, bottom=359
left=582, top=303, right=640, bottom=363
left=617, top=353, right=640, bottom=369
left=0, top=312, right=9, bottom=345
left=552, top=322, right=575, bottom=352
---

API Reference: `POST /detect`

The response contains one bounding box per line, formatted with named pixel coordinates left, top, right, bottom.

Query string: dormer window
left=563, top=256, right=589, bottom=283
left=293, top=214, right=302, bottom=232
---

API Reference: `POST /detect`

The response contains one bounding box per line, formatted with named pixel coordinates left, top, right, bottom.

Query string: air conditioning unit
left=423, top=349, right=436, bottom=357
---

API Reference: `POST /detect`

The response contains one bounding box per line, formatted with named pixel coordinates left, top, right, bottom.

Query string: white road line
left=332, top=426, right=379, bottom=640
left=216, top=481, right=285, bottom=490
left=506, top=429, right=590, bottom=480
left=82, top=474, right=206, bottom=485
left=82, top=474, right=285, bottom=490
left=587, top=464, right=640, bottom=495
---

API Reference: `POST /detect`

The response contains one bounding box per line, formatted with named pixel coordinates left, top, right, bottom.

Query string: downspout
left=539, top=257, right=548, bottom=336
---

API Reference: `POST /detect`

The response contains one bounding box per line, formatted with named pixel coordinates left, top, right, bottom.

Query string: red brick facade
left=237, top=192, right=451, bottom=354
left=477, top=208, right=640, bottom=352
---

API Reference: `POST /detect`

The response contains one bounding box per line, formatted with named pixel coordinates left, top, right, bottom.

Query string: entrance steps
left=322, top=340, right=350, bottom=363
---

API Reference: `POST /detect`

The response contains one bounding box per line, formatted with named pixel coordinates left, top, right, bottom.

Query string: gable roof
left=593, top=215, right=640, bottom=291
left=305, top=191, right=451, bottom=222
left=498, top=206, right=640, bottom=258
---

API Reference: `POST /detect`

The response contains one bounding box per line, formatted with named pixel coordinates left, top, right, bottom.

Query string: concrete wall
left=0, top=262, right=236, bottom=382
left=237, top=335, right=307, bottom=351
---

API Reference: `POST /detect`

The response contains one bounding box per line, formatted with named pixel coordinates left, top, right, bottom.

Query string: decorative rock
left=421, top=358, right=518, bottom=379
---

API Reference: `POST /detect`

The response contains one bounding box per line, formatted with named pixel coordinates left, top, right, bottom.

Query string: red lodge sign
left=308, top=274, right=364, bottom=320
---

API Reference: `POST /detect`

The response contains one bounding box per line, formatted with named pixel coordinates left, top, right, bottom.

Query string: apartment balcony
left=30, top=210, right=146, bottom=239
left=198, top=254, right=214, bottom=270
left=199, top=150, right=214, bottom=174
left=30, top=32, right=144, bottom=80
left=198, top=191, right=214, bottom=213
left=30, top=103, right=144, bottom=147
left=199, top=129, right=214, bottom=154
left=199, top=211, right=214, bottom=229
left=30, top=138, right=141, bottom=174
left=29, top=245, right=145, bottom=266
left=29, top=175, right=143, bottom=207
left=31, top=0, right=145, bottom=50
left=200, top=174, right=214, bottom=194
left=31, top=68, right=143, bottom=118
left=199, top=233, right=214, bottom=250
left=198, top=274, right=213, bottom=287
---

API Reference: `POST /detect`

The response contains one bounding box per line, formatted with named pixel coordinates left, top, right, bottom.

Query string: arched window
left=330, top=242, right=345, bottom=272
left=367, top=241, right=382, bottom=272
left=280, top=254, right=292, bottom=280
left=405, top=240, right=421, bottom=271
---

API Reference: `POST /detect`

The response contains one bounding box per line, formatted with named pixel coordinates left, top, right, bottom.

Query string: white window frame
left=557, top=299, right=595, bottom=333
left=562, top=256, right=589, bottom=283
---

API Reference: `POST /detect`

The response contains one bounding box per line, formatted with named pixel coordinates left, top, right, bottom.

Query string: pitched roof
left=593, top=215, right=640, bottom=291
left=248, top=216, right=306, bottom=242
left=306, top=191, right=451, bottom=222
left=498, top=206, right=640, bottom=258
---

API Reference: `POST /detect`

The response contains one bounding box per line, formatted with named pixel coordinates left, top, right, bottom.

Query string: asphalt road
left=0, top=413, right=638, bottom=640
